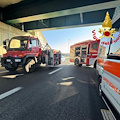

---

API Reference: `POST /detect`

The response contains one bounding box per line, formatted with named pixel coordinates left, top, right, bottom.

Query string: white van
left=97, top=6, right=120, bottom=117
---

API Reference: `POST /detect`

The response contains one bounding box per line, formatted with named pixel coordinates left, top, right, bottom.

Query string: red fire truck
left=70, top=40, right=100, bottom=67
left=1, top=36, right=61, bottom=73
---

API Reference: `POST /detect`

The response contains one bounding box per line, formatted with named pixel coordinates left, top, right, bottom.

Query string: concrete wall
left=0, top=21, right=27, bottom=56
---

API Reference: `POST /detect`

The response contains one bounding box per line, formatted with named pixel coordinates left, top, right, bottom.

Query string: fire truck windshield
left=8, top=36, right=28, bottom=51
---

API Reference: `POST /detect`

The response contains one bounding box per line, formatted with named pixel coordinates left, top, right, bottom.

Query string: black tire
left=98, top=76, right=103, bottom=97
left=94, top=60, right=97, bottom=68
left=79, top=64, right=82, bottom=67
left=74, top=60, right=76, bottom=65
left=99, top=83, right=102, bottom=97
left=38, top=55, right=42, bottom=64
left=42, top=57, right=45, bottom=64
left=74, top=59, right=81, bottom=67
left=23, top=59, right=36, bottom=73
left=5, top=66, right=18, bottom=72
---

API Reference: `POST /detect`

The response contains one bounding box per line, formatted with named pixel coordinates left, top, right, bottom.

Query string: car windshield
left=8, top=36, right=28, bottom=51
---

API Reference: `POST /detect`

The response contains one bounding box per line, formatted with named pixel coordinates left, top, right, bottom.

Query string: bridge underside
left=24, top=8, right=115, bottom=31
left=0, top=0, right=119, bottom=31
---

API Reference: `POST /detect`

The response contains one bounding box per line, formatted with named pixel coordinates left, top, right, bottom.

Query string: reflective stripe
left=104, top=60, right=120, bottom=78
left=97, top=58, right=104, bottom=66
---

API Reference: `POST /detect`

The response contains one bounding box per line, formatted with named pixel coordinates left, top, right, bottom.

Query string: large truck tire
left=5, top=66, right=18, bottom=72
left=74, top=59, right=82, bottom=67
left=94, top=60, right=97, bottom=68
left=38, top=55, right=42, bottom=64
left=23, top=58, right=36, bottom=73
left=79, top=64, right=82, bottom=67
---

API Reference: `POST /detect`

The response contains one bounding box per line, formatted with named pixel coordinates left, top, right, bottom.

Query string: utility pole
left=68, top=39, right=70, bottom=53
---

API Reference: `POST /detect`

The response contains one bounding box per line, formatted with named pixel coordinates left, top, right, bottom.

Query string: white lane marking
left=0, top=71, right=9, bottom=74
left=48, top=68, right=63, bottom=75
left=2, top=74, right=24, bottom=79
left=102, top=96, right=116, bottom=120
left=0, top=68, right=22, bottom=74
left=0, top=87, right=23, bottom=100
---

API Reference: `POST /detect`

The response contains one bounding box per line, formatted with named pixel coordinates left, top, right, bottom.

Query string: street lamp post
left=68, top=39, right=70, bottom=53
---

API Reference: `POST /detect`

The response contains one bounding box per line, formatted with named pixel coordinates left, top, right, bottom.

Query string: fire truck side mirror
left=3, top=39, right=9, bottom=50
left=29, top=38, right=32, bottom=44
left=3, top=41, right=6, bottom=45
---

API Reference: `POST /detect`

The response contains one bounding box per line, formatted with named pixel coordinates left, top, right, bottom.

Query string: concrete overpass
left=0, top=0, right=119, bottom=31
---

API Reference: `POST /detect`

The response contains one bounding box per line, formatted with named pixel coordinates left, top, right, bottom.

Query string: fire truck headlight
left=15, top=59, right=21, bottom=62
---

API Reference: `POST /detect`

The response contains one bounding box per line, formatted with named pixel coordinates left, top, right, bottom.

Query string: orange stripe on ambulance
left=103, top=77, right=120, bottom=95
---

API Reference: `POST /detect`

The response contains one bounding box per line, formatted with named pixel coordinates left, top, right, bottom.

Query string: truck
left=97, top=10, right=120, bottom=117
left=1, top=36, right=61, bottom=73
left=70, top=40, right=100, bottom=67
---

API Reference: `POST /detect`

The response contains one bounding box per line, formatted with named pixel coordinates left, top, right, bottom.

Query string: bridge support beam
left=24, top=8, right=115, bottom=31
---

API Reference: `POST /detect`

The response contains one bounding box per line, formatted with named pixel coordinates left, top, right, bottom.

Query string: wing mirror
left=29, top=38, right=32, bottom=44
left=3, top=39, right=9, bottom=50
left=3, top=41, right=6, bottom=45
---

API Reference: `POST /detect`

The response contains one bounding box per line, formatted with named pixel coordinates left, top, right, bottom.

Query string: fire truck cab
left=1, top=36, right=61, bottom=73
left=70, top=40, right=100, bottom=67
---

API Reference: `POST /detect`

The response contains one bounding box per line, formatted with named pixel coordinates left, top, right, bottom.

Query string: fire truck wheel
left=5, top=66, right=18, bottom=71
left=74, top=60, right=76, bottom=65
left=94, top=60, right=97, bottom=68
left=75, top=59, right=81, bottom=67
left=79, top=64, right=82, bottom=67
left=23, top=58, right=36, bottom=73
left=38, top=55, right=42, bottom=64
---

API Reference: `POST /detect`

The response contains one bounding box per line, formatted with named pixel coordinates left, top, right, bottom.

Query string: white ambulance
left=97, top=6, right=120, bottom=117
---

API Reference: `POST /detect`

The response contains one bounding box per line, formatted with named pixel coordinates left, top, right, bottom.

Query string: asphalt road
left=0, top=62, right=108, bottom=120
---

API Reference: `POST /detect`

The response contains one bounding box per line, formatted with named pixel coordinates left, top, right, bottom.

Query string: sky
left=42, top=25, right=102, bottom=53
